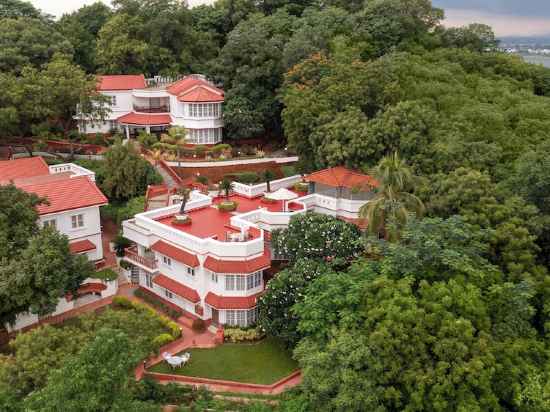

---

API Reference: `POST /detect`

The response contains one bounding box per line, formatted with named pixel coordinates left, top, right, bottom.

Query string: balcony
left=133, top=105, right=170, bottom=114
left=124, top=246, right=157, bottom=271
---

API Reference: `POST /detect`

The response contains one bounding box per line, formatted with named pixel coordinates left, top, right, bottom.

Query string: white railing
left=126, top=192, right=265, bottom=258
left=49, top=163, right=96, bottom=181
left=230, top=206, right=307, bottom=231
left=232, top=175, right=302, bottom=198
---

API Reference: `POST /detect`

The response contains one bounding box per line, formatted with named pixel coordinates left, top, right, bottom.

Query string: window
left=246, top=271, right=262, bottom=289
left=225, top=308, right=258, bottom=327
left=211, top=272, right=218, bottom=283
left=43, top=219, right=56, bottom=229
left=162, top=256, right=172, bottom=267
left=71, top=214, right=84, bottom=229
left=189, top=103, right=221, bottom=119
left=110, top=96, right=117, bottom=106
left=145, top=273, right=153, bottom=288
left=188, top=128, right=222, bottom=144
left=165, top=289, right=173, bottom=299
left=187, top=267, right=195, bottom=277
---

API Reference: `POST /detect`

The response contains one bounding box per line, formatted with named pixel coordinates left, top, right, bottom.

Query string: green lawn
left=149, top=338, right=298, bottom=385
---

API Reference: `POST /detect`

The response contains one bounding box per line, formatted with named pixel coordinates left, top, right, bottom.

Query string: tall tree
left=0, top=17, right=72, bottom=74
left=359, top=153, right=424, bottom=241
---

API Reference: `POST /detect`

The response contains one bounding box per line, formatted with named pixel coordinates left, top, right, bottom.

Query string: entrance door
left=211, top=308, right=219, bottom=326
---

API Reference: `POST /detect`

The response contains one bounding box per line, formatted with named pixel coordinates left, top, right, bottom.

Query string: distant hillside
left=499, top=36, right=550, bottom=47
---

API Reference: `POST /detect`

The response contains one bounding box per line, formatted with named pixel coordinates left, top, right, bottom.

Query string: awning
left=153, top=274, right=200, bottom=303
left=205, top=291, right=263, bottom=309
left=116, top=112, right=172, bottom=126
left=264, top=187, right=299, bottom=201
left=151, top=240, right=199, bottom=267
left=203, top=252, right=270, bottom=274
left=69, top=239, right=96, bottom=254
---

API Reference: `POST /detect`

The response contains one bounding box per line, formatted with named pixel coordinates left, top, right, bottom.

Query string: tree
left=359, top=153, right=424, bottom=241
left=0, top=0, right=43, bottom=19
left=177, top=187, right=191, bottom=215
left=219, top=178, right=233, bottom=198
left=272, top=212, right=363, bottom=266
left=258, top=259, right=329, bottom=347
left=0, top=17, right=73, bottom=74
left=440, top=23, right=498, bottom=52
left=24, top=328, right=149, bottom=411
left=263, top=169, right=275, bottom=192
left=57, top=2, right=113, bottom=72
left=0, top=185, right=44, bottom=261
left=101, top=140, right=162, bottom=201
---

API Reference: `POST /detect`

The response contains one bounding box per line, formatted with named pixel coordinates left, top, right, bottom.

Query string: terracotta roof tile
left=204, top=252, right=270, bottom=274
left=178, top=85, right=224, bottom=103
left=153, top=274, right=200, bottom=303
left=0, top=157, right=49, bottom=183
left=98, top=75, right=146, bottom=91
left=205, top=291, right=263, bottom=309
left=167, top=76, right=224, bottom=100
left=17, top=175, right=108, bottom=215
left=306, top=166, right=378, bottom=190
left=117, top=112, right=172, bottom=125
left=151, top=240, right=199, bottom=267
left=69, top=239, right=96, bottom=254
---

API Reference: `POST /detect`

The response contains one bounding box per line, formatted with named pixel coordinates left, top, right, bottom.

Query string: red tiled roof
left=151, top=240, right=199, bottom=267
left=66, top=282, right=107, bottom=301
left=97, top=75, right=146, bottom=91
left=117, top=112, right=172, bottom=125
left=0, top=157, right=49, bottom=183
left=204, top=252, right=270, bottom=274
left=306, top=166, right=378, bottom=190
left=205, top=291, right=263, bottom=309
left=167, top=76, right=224, bottom=100
left=178, top=85, right=224, bottom=103
left=69, top=239, right=96, bottom=254
left=17, top=176, right=108, bottom=215
left=153, top=274, right=200, bottom=303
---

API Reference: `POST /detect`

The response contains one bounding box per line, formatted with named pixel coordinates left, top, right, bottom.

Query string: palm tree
left=178, top=187, right=191, bottom=215
left=219, top=178, right=233, bottom=198
left=359, top=152, right=424, bottom=241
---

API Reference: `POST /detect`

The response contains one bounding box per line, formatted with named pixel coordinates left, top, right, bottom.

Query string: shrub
left=194, top=145, right=207, bottom=155
left=134, top=288, right=184, bottom=321
left=153, top=333, right=175, bottom=351
left=196, top=175, right=208, bottom=185
left=294, top=182, right=309, bottom=193
left=234, top=171, right=260, bottom=184
left=217, top=201, right=238, bottom=212
left=93, top=268, right=118, bottom=282
left=112, top=296, right=134, bottom=309
left=191, top=319, right=206, bottom=333
left=113, top=234, right=131, bottom=257
left=211, top=144, right=231, bottom=156
left=119, top=259, right=132, bottom=270
left=166, top=320, right=182, bottom=339
left=282, top=165, right=297, bottom=177
left=223, top=327, right=265, bottom=343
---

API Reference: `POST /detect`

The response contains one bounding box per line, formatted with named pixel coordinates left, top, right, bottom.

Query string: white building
left=79, top=74, right=224, bottom=144
left=0, top=157, right=117, bottom=332
left=122, top=167, right=377, bottom=328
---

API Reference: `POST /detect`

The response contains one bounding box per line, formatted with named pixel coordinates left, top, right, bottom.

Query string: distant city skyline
left=29, top=0, right=550, bottom=38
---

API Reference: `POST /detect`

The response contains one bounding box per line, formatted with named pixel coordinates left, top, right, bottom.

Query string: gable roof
left=17, top=176, right=108, bottom=215
left=0, top=157, right=49, bottom=184
left=97, top=75, right=146, bottom=91
left=166, top=76, right=224, bottom=102
left=305, top=166, right=378, bottom=191
left=151, top=240, right=199, bottom=267
left=203, top=252, right=270, bottom=274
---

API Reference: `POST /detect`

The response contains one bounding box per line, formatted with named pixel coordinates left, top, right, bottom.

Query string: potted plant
left=217, top=179, right=238, bottom=212
left=172, top=188, right=192, bottom=225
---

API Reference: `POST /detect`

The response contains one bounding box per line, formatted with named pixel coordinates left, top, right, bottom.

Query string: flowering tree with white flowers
left=272, top=212, right=364, bottom=267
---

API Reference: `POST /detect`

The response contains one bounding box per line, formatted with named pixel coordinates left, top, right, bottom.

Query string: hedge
left=135, top=288, right=184, bottom=321
left=223, top=327, right=265, bottom=343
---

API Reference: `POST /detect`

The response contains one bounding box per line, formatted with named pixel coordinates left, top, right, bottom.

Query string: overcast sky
left=30, top=0, right=550, bottom=37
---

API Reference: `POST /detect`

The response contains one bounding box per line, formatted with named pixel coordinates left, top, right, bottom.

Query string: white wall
left=39, top=205, right=104, bottom=261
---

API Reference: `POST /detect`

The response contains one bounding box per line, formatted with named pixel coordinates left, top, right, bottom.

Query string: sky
left=30, top=0, right=550, bottom=38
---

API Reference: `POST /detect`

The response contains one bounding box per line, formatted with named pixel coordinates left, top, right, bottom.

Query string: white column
left=145, top=126, right=151, bottom=134
left=125, top=125, right=130, bottom=139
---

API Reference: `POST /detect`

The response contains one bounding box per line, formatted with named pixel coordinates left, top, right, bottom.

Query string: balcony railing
left=124, top=247, right=157, bottom=270
left=133, top=105, right=170, bottom=113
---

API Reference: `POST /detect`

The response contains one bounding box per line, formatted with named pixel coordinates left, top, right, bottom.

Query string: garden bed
left=148, top=338, right=298, bottom=385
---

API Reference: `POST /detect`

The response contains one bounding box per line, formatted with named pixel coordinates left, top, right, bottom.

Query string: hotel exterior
left=122, top=167, right=376, bottom=328
left=78, top=74, right=224, bottom=144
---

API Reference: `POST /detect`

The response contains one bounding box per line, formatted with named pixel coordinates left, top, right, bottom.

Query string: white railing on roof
left=49, top=163, right=96, bottom=181
left=230, top=205, right=307, bottom=231
left=232, top=175, right=302, bottom=198
left=126, top=192, right=265, bottom=258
